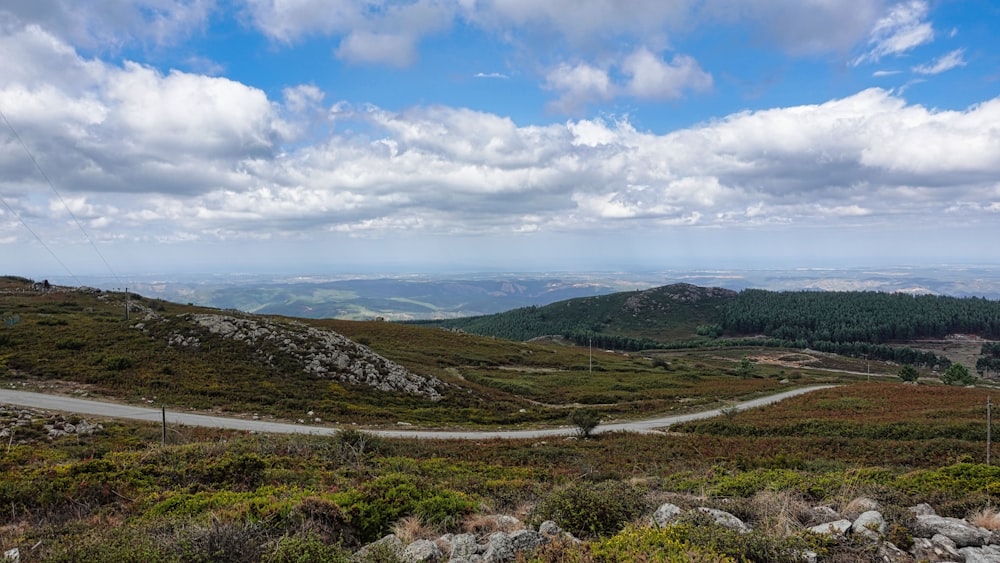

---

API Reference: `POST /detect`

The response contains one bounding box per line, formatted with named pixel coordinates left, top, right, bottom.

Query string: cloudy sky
left=1, top=1, right=999, bottom=279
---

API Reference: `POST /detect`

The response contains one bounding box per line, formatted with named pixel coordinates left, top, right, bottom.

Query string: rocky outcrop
left=0, top=405, right=102, bottom=442
left=349, top=501, right=1000, bottom=563
left=623, top=283, right=737, bottom=314
left=133, top=311, right=445, bottom=400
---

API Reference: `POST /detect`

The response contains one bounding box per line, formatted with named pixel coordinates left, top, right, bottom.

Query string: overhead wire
left=0, top=106, right=122, bottom=287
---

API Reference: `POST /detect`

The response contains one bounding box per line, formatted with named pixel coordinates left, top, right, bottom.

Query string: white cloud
left=705, top=0, right=885, bottom=56
left=872, top=70, right=903, bottom=77
left=912, top=48, right=966, bottom=75
left=543, top=62, right=614, bottom=113
left=2, top=21, right=999, bottom=254
left=543, top=48, right=712, bottom=113
left=622, top=49, right=712, bottom=100
left=245, top=0, right=453, bottom=67
left=852, top=0, right=933, bottom=65
left=0, top=0, right=214, bottom=49
left=474, top=72, right=509, bottom=79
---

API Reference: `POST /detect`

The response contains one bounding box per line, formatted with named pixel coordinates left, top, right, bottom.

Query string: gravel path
left=0, top=385, right=834, bottom=440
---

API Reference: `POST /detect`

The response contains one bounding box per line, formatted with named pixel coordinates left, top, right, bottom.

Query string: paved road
left=0, top=386, right=834, bottom=440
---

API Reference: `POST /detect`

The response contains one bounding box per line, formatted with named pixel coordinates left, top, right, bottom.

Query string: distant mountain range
left=71, top=264, right=1000, bottom=321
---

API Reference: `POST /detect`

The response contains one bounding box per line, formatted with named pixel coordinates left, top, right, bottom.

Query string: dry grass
left=392, top=516, right=439, bottom=544
left=749, top=490, right=812, bottom=536
left=461, top=513, right=524, bottom=537
left=969, top=508, right=1000, bottom=530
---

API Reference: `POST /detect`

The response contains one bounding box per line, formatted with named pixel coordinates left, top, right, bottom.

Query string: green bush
left=528, top=480, right=648, bottom=538
left=262, top=533, right=351, bottom=563
left=665, top=513, right=819, bottom=563
left=568, top=408, right=601, bottom=438
left=590, top=525, right=734, bottom=562
left=333, top=473, right=475, bottom=542
left=941, top=363, right=975, bottom=386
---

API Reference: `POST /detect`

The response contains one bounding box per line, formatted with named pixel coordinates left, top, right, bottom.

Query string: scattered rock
left=147, top=312, right=446, bottom=400
left=913, top=515, right=992, bottom=547
left=652, top=502, right=682, bottom=527
left=853, top=510, right=887, bottom=540
left=697, top=507, right=751, bottom=533
left=401, top=539, right=442, bottom=562
left=808, top=519, right=853, bottom=537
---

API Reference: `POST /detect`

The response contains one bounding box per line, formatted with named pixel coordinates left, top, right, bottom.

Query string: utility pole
left=162, top=406, right=167, bottom=446
left=125, top=287, right=130, bottom=321
left=589, top=336, right=592, bottom=373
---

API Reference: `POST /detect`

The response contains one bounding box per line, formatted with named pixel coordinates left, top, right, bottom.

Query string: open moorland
left=2, top=275, right=1000, bottom=562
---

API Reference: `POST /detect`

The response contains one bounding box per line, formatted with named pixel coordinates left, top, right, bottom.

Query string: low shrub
left=590, top=524, right=734, bottom=562
left=665, top=512, right=820, bottom=563
left=528, top=480, right=648, bottom=538
left=262, top=533, right=352, bottom=563
left=333, top=473, right=475, bottom=543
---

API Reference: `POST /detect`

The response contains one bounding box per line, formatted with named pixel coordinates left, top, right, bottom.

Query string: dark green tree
left=941, top=363, right=975, bottom=386
left=569, top=408, right=601, bottom=438
left=898, top=364, right=919, bottom=382
left=736, top=357, right=756, bottom=379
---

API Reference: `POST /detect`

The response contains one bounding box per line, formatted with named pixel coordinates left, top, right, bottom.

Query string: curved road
left=0, top=386, right=834, bottom=440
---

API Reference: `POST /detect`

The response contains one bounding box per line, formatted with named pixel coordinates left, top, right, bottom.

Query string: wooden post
left=161, top=406, right=166, bottom=446
left=988, top=396, right=992, bottom=465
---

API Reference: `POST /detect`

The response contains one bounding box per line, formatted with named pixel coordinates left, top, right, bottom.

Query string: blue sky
left=1, top=1, right=999, bottom=281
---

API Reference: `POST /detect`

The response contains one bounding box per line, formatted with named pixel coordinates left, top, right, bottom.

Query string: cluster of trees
left=562, top=331, right=669, bottom=352
left=977, top=342, right=1000, bottom=376
left=721, top=290, right=1000, bottom=344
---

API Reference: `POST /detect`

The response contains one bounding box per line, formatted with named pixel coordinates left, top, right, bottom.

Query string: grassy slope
left=0, top=277, right=805, bottom=428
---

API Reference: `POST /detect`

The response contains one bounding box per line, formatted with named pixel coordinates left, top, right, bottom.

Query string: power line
left=0, top=192, right=82, bottom=286
left=0, top=107, right=122, bottom=287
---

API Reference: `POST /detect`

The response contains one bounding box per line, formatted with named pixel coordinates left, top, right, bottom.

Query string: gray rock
left=914, top=515, right=992, bottom=547
left=960, top=544, right=1000, bottom=563
left=652, top=503, right=682, bottom=527
left=697, top=507, right=751, bottom=533
left=482, top=532, right=514, bottom=563
left=853, top=510, right=886, bottom=539
left=910, top=536, right=962, bottom=562
left=402, top=539, right=442, bottom=562
left=875, top=541, right=910, bottom=563
left=509, top=529, right=546, bottom=554
left=537, top=521, right=561, bottom=537
left=447, top=533, right=481, bottom=560
left=909, top=503, right=937, bottom=517
left=808, top=519, right=852, bottom=536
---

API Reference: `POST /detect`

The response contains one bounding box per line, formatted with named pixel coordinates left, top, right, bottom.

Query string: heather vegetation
left=2, top=276, right=1000, bottom=561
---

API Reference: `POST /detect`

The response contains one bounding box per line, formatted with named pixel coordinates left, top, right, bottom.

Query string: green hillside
left=0, top=276, right=802, bottom=427
left=415, top=283, right=737, bottom=348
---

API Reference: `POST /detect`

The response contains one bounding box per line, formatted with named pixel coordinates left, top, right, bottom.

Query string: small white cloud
left=912, top=49, right=967, bottom=75
left=872, top=70, right=903, bottom=77
left=474, top=72, right=509, bottom=79
left=543, top=61, right=614, bottom=113
left=335, top=32, right=418, bottom=67
left=852, top=0, right=934, bottom=65
left=621, top=49, right=712, bottom=100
